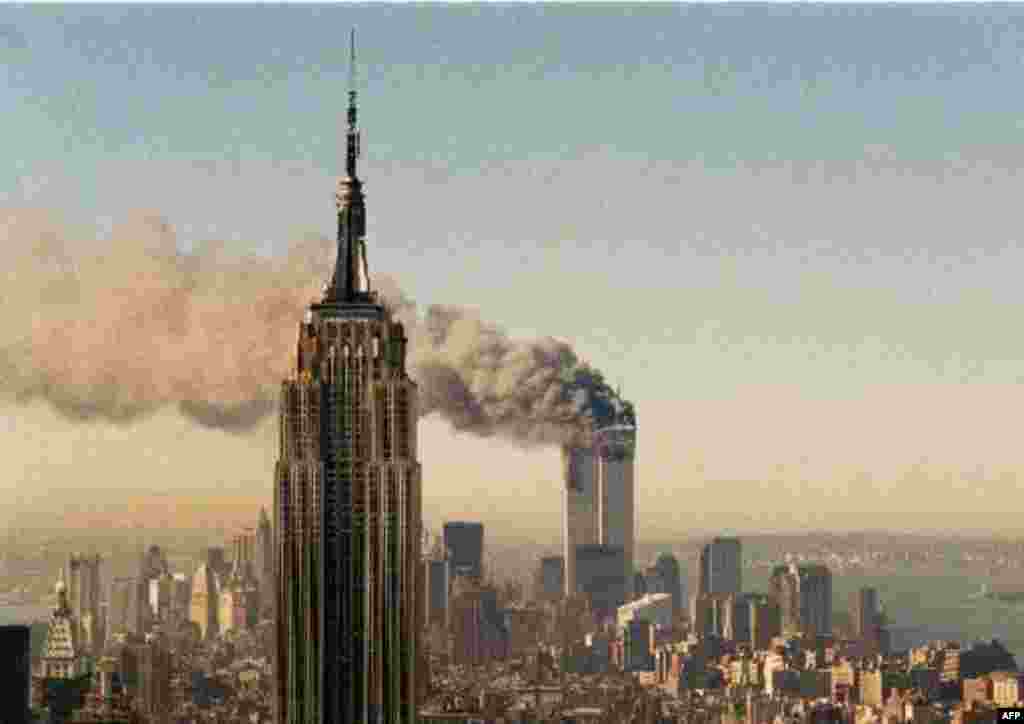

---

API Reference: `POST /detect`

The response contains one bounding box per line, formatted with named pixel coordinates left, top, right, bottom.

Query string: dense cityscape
left=5, top=20, right=1024, bottom=724
left=3, top=523, right=1024, bottom=724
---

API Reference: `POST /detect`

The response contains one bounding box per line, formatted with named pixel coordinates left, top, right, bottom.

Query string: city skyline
left=7, top=4, right=1024, bottom=537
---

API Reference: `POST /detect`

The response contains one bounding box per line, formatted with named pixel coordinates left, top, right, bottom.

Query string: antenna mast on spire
left=346, top=27, right=360, bottom=178
left=327, top=26, right=371, bottom=303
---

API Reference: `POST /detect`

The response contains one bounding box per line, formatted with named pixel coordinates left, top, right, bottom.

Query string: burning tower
left=274, top=32, right=422, bottom=724
left=562, top=414, right=637, bottom=612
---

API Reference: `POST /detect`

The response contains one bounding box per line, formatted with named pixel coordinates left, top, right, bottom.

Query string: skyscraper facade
left=205, top=547, right=230, bottom=582
left=595, top=425, right=636, bottom=599
left=425, top=558, right=449, bottom=627
left=149, top=573, right=175, bottom=624
left=770, top=565, right=800, bottom=637
left=748, top=594, right=782, bottom=651
left=140, top=546, right=169, bottom=581
left=256, top=507, right=274, bottom=619
left=797, top=564, right=832, bottom=639
left=563, top=446, right=598, bottom=597
left=135, top=634, right=172, bottom=724
left=40, top=579, right=87, bottom=680
left=535, top=555, right=564, bottom=603
left=562, top=422, right=637, bottom=600
left=274, top=36, right=422, bottom=724
left=698, top=537, right=742, bottom=597
left=107, top=577, right=140, bottom=641
left=449, top=580, right=508, bottom=668
left=137, top=545, right=170, bottom=635
left=65, top=554, right=102, bottom=656
left=573, top=543, right=628, bottom=617
left=854, top=586, right=878, bottom=638
left=650, top=553, right=683, bottom=621
left=111, top=574, right=156, bottom=641
left=232, top=528, right=257, bottom=573
left=220, top=551, right=259, bottom=634
left=189, top=563, right=220, bottom=641
left=769, top=563, right=832, bottom=639
left=442, top=521, right=484, bottom=581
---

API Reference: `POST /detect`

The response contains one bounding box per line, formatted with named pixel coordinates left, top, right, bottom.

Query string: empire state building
left=274, top=33, right=422, bottom=724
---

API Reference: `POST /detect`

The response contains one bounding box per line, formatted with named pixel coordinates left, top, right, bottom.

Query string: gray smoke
left=0, top=209, right=634, bottom=444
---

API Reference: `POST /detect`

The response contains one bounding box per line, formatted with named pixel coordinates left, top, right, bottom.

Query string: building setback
left=274, top=32, right=422, bottom=724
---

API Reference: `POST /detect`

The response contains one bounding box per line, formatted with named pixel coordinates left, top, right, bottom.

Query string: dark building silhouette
left=204, top=547, right=229, bottom=581
left=853, top=586, right=887, bottom=655
left=748, top=594, right=781, bottom=651
left=633, top=571, right=647, bottom=598
left=960, top=639, right=1018, bottom=679
left=0, top=625, right=30, bottom=724
left=139, top=546, right=169, bottom=582
left=425, top=558, right=449, bottom=626
left=274, top=32, right=422, bottom=724
left=651, top=553, right=683, bottom=621
left=443, top=522, right=484, bottom=582
left=130, top=635, right=172, bottom=724
left=573, top=544, right=627, bottom=617
left=535, top=555, right=564, bottom=603
left=854, top=587, right=878, bottom=638
left=449, top=580, right=508, bottom=667
left=698, top=537, right=742, bottom=597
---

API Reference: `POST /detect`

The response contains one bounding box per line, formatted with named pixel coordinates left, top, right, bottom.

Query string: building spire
left=346, top=27, right=360, bottom=180
left=327, top=27, right=371, bottom=304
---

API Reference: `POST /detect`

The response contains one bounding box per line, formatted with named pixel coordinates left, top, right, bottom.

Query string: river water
left=747, top=564, right=1024, bottom=663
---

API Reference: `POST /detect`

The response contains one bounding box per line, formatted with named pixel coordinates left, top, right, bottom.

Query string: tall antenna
left=346, top=27, right=360, bottom=178
left=349, top=27, right=356, bottom=91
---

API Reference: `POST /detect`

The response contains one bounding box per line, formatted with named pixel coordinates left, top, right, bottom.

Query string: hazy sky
left=4, top=4, right=1024, bottom=540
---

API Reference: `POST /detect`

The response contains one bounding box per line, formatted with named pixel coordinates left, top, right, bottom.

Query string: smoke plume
left=0, top=209, right=634, bottom=444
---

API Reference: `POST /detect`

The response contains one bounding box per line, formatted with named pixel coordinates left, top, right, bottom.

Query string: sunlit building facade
left=65, top=553, right=102, bottom=656
left=189, top=563, right=220, bottom=641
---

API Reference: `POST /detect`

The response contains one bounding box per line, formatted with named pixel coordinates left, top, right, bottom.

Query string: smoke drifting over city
left=0, top=210, right=634, bottom=444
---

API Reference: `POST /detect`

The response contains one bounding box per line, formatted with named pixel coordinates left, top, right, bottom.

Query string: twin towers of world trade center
left=273, top=31, right=422, bottom=724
